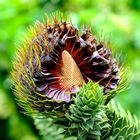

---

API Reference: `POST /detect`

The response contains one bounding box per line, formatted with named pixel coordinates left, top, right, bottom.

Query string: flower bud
left=12, top=15, right=120, bottom=114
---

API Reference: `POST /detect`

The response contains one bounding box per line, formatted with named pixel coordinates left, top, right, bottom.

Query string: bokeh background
left=0, top=0, right=140, bottom=139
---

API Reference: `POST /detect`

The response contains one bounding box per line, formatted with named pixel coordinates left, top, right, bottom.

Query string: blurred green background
left=0, top=0, right=140, bottom=139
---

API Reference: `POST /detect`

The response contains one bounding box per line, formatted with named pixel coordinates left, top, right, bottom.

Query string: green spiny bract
left=105, top=101, right=140, bottom=140
left=33, top=82, right=140, bottom=140
left=64, top=82, right=111, bottom=140
left=34, top=117, right=64, bottom=140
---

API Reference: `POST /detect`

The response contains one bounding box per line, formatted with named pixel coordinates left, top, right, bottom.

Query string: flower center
left=61, top=50, right=85, bottom=88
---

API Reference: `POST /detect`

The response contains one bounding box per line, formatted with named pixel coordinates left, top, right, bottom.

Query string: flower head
left=12, top=15, right=120, bottom=113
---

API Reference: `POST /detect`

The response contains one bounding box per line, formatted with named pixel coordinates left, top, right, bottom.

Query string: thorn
left=88, top=22, right=91, bottom=32
left=70, top=17, right=73, bottom=26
